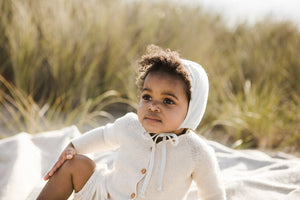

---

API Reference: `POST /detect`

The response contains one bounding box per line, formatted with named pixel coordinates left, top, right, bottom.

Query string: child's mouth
left=144, top=115, right=161, bottom=123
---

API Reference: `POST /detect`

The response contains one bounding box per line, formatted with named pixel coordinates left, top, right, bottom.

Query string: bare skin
left=37, top=144, right=96, bottom=199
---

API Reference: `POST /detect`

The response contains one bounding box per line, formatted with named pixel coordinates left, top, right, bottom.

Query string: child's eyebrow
left=142, top=87, right=151, bottom=92
left=142, top=88, right=178, bottom=100
left=142, top=88, right=179, bottom=100
left=162, top=92, right=179, bottom=100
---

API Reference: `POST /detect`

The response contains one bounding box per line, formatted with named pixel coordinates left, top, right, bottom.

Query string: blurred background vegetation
left=0, top=0, right=299, bottom=153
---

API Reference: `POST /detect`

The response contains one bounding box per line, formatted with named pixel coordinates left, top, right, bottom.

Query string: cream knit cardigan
left=72, top=113, right=226, bottom=200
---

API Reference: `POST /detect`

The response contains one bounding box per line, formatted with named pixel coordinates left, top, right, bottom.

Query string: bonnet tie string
left=140, top=133, right=179, bottom=198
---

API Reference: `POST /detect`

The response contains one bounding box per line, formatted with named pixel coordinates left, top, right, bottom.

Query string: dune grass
left=0, top=0, right=299, bottom=152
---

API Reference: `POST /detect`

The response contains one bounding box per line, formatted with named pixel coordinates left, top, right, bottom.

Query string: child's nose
left=148, top=102, right=160, bottom=112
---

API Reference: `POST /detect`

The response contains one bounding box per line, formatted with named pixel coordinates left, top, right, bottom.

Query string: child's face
left=137, top=71, right=189, bottom=134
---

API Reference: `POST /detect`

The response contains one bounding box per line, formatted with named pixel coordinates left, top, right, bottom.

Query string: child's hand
left=43, top=142, right=77, bottom=181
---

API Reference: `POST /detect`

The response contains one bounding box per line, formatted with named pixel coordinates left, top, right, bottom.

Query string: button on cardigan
left=72, top=113, right=226, bottom=200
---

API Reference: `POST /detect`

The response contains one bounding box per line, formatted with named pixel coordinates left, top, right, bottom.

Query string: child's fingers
left=43, top=167, right=56, bottom=181
left=66, top=149, right=75, bottom=159
left=43, top=157, right=66, bottom=180
left=48, top=162, right=60, bottom=176
left=43, top=173, right=50, bottom=181
left=43, top=144, right=76, bottom=181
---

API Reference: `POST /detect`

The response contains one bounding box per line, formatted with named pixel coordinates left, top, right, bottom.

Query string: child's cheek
left=137, top=103, right=144, bottom=122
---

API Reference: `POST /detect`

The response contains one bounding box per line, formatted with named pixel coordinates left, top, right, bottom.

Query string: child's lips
left=144, top=115, right=161, bottom=123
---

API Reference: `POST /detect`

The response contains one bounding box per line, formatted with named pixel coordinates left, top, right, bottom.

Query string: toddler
left=38, top=45, right=226, bottom=200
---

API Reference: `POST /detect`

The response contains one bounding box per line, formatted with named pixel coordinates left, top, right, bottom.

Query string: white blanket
left=0, top=126, right=299, bottom=200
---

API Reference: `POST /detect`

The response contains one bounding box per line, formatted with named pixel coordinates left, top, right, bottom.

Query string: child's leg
left=37, top=155, right=96, bottom=200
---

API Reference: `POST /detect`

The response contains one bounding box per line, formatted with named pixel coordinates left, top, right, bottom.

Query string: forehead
left=143, top=71, right=186, bottom=92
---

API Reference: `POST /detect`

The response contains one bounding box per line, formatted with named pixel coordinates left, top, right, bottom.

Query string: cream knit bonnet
left=179, top=59, right=209, bottom=130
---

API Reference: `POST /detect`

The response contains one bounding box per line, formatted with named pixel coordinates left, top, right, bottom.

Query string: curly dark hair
left=137, top=45, right=192, bottom=102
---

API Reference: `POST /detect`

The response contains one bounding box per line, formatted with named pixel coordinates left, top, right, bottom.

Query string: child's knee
left=66, top=155, right=96, bottom=192
left=66, top=154, right=96, bottom=172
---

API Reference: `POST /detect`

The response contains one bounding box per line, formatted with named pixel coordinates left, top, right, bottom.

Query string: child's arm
left=71, top=123, right=119, bottom=154
left=43, top=113, right=133, bottom=181
left=44, top=118, right=121, bottom=180
left=192, top=145, right=226, bottom=200
left=43, top=142, right=77, bottom=180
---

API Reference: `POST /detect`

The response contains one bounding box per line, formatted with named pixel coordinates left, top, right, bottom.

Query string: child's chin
left=145, top=128, right=161, bottom=134
left=144, top=125, right=173, bottom=134
left=146, top=130, right=158, bottom=134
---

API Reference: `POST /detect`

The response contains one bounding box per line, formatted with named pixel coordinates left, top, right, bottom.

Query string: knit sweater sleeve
left=191, top=135, right=226, bottom=200
left=71, top=113, right=136, bottom=154
left=71, top=123, right=118, bottom=154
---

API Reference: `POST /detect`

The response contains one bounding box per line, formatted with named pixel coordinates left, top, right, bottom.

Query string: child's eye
left=142, top=94, right=151, bottom=101
left=163, top=98, right=174, bottom=105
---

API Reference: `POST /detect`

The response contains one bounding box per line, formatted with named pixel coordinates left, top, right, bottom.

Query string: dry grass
left=0, top=0, right=299, bottom=152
